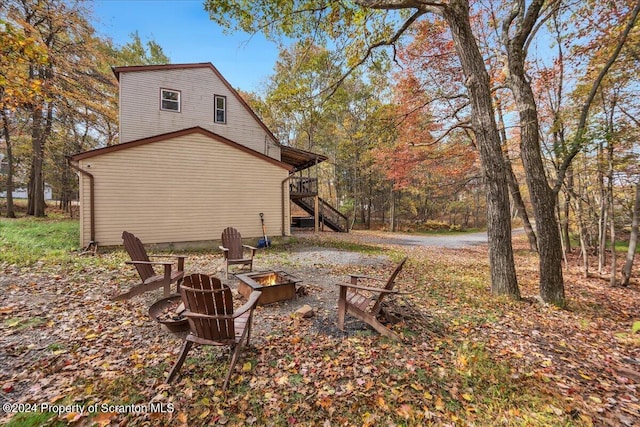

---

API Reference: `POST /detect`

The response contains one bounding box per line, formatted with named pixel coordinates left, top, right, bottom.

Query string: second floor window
left=161, top=89, right=180, bottom=112
left=214, top=95, right=226, bottom=123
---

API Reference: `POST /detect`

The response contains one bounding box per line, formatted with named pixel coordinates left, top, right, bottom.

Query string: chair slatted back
left=122, top=231, right=154, bottom=281
left=221, top=227, right=244, bottom=260
left=370, top=257, right=407, bottom=314
left=180, top=273, right=235, bottom=343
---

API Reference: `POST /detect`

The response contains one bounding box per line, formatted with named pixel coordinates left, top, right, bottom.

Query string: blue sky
left=91, top=0, right=280, bottom=92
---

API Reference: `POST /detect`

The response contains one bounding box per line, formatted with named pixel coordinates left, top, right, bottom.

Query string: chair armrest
left=184, top=311, right=230, bottom=321
left=243, top=244, right=258, bottom=251
left=349, top=274, right=386, bottom=282
left=233, top=290, right=262, bottom=317
left=148, top=254, right=186, bottom=260
left=219, top=246, right=229, bottom=252
left=335, top=282, right=401, bottom=294
left=148, top=255, right=186, bottom=271
left=126, top=260, right=173, bottom=266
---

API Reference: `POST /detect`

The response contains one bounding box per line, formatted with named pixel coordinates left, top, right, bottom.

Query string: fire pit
left=148, top=294, right=189, bottom=333
left=236, top=270, right=302, bottom=305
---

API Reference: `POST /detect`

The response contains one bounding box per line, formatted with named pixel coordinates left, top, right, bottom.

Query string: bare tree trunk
left=606, top=113, right=617, bottom=286
left=1, top=108, right=16, bottom=218
left=575, top=198, right=590, bottom=278
left=27, top=106, right=44, bottom=217
left=597, top=140, right=607, bottom=275
left=561, top=168, right=574, bottom=254
left=567, top=159, right=590, bottom=277
left=368, top=172, right=375, bottom=229
left=502, top=0, right=563, bottom=305
left=507, top=163, right=538, bottom=251
left=609, top=206, right=617, bottom=286
left=497, top=99, right=538, bottom=251
left=390, top=185, right=396, bottom=232
left=27, top=97, right=53, bottom=217
left=555, top=195, right=568, bottom=269
left=622, top=181, right=639, bottom=286
left=445, top=0, right=519, bottom=299
left=560, top=192, right=571, bottom=255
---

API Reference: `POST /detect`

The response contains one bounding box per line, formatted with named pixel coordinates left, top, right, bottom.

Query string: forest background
left=1, top=0, right=639, bottom=304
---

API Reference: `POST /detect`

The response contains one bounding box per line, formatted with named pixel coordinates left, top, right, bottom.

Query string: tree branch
left=619, top=105, right=640, bottom=128
left=409, top=120, right=471, bottom=147
left=554, top=0, right=640, bottom=195
left=322, top=8, right=427, bottom=99
left=354, top=0, right=443, bottom=10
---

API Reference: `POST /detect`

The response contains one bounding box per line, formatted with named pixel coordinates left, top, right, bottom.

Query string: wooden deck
left=288, top=177, right=348, bottom=232
left=289, top=176, right=318, bottom=198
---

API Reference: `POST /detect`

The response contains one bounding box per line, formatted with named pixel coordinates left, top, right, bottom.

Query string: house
left=0, top=153, right=53, bottom=200
left=0, top=185, right=53, bottom=200
left=69, top=63, right=346, bottom=249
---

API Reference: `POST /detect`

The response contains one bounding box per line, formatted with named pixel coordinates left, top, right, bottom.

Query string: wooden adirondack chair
left=114, top=231, right=186, bottom=301
left=166, top=273, right=262, bottom=390
left=336, top=257, right=408, bottom=341
left=219, top=227, right=257, bottom=278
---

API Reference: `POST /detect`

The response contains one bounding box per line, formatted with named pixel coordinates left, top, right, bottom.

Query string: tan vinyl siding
left=78, top=133, right=289, bottom=247
left=118, top=68, right=281, bottom=160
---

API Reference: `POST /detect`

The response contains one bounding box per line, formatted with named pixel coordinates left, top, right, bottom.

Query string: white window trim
left=160, top=88, right=181, bottom=112
left=214, top=94, right=226, bottom=124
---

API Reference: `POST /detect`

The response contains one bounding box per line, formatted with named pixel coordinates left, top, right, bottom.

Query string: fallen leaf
left=0, top=306, right=15, bottom=314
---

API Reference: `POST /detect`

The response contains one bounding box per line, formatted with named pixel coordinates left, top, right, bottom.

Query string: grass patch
left=46, top=343, right=65, bottom=352
left=320, top=240, right=387, bottom=255
left=467, top=346, right=568, bottom=425
left=568, top=234, right=640, bottom=254
left=4, top=316, right=46, bottom=330
left=614, top=240, right=640, bottom=253
left=0, top=216, right=79, bottom=265
left=4, top=412, right=61, bottom=427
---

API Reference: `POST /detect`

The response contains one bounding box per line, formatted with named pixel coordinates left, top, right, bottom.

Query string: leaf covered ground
left=0, top=231, right=638, bottom=426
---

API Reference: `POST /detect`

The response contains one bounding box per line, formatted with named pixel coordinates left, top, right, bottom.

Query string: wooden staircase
left=289, top=177, right=348, bottom=233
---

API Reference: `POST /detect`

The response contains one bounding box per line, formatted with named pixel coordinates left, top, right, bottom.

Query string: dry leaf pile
left=1, top=232, right=638, bottom=426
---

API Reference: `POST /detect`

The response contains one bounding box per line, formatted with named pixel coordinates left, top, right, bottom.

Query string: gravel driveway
left=346, top=230, right=490, bottom=248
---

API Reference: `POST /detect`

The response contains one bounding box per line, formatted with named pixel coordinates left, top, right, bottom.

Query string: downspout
left=67, top=157, right=97, bottom=251
left=282, top=174, right=293, bottom=237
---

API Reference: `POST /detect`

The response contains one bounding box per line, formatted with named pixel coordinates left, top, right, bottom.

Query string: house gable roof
left=70, top=126, right=294, bottom=172
left=112, top=63, right=280, bottom=147
left=110, top=63, right=328, bottom=172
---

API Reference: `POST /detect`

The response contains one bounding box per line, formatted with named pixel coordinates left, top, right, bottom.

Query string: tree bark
left=507, top=68, right=564, bottom=305
left=26, top=60, right=55, bottom=218
left=390, top=186, right=396, bottom=232
left=574, top=194, right=589, bottom=278
left=502, top=0, right=565, bottom=306
left=27, top=102, right=49, bottom=217
left=597, top=140, right=607, bottom=274
left=606, top=112, right=616, bottom=287
left=1, top=108, right=16, bottom=218
left=444, top=0, right=519, bottom=298
left=621, top=182, right=639, bottom=286
left=561, top=169, right=573, bottom=254
left=497, top=99, right=538, bottom=252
